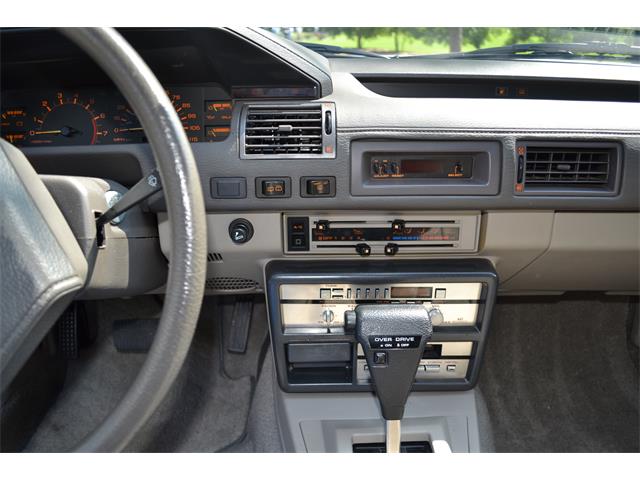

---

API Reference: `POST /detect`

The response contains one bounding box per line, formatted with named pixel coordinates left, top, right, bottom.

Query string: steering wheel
left=0, top=28, right=207, bottom=451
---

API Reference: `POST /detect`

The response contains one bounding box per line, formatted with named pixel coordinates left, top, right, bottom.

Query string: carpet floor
left=479, top=295, right=639, bottom=452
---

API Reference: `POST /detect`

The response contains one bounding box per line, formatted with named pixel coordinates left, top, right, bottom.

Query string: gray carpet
left=480, top=295, right=639, bottom=452
left=26, top=295, right=268, bottom=452
left=225, top=350, right=283, bottom=453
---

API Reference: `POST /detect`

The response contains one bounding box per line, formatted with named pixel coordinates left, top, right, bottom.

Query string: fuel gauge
left=1, top=107, right=29, bottom=145
left=204, top=100, right=232, bottom=142
left=204, top=101, right=232, bottom=125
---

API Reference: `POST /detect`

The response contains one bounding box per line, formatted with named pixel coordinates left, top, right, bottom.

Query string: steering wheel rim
left=59, top=28, right=207, bottom=452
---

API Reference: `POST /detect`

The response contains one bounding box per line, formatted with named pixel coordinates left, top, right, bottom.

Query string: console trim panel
left=265, top=259, right=498, bottom=393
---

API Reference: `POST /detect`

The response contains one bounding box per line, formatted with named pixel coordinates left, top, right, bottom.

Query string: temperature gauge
left=205, top=126, right=231, bottom=141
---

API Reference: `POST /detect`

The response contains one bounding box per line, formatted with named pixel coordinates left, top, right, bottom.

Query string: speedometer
left=28, top=92, right=108, bottom=146
left=166, top=89, right=201, bottom=142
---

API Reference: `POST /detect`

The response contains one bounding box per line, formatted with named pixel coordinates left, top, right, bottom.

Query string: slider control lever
left=345, top=304, right=432, bottom=453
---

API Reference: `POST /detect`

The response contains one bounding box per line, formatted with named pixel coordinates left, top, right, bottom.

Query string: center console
left=265, top=258, right=497, bottom=452
left=266, top=259, right=497, bottom=393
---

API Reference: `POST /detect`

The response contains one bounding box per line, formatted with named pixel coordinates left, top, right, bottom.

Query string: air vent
left=516, top=142, right=620, bottom=196
left=205, top=277, right=260, bottom=292
left=241, top=103, right=336, bottom=159
left=207, top=252, right=224, bottom=262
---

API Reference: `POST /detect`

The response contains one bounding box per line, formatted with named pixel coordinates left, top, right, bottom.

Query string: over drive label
left=369, top=335, right=422, bottom=349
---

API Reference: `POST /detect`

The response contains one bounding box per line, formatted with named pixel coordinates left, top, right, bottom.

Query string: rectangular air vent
left=516, top=142, right=620, bottom=196
left=240, top=103, right=336, bottom=159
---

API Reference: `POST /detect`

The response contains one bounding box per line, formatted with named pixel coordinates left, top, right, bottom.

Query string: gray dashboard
left=2, top=27, right=639, bottom=296
left=4, top=27, right=638, bottom=212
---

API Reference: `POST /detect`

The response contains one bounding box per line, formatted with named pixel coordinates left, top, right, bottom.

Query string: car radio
left=284, top=213, right=480, bottom=255
left=266, top=259, right=497, bottom=393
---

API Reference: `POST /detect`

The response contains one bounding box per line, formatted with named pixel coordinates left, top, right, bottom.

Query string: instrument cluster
left=0, top=84, right=232, bottom=147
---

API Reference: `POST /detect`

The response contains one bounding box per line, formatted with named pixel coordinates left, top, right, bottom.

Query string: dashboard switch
left=211, top=177, right=246, bottom=199
left=262, top=179, right=285, bottom=196
left=308, top=179, right=329, bottom=195
left=301, top=177, right=336, bottom=197
left=256, top=177, right=291, bottom=198
left=286, top=216, right=309, bottom=251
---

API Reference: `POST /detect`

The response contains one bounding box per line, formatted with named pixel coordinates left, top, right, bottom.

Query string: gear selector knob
left=352, top=304, right=433, bottom=420
left=347, top=304, right=433, bottom=452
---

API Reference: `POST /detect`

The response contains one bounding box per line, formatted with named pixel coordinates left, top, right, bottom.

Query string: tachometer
left=28, top=92, right=108, bottom=146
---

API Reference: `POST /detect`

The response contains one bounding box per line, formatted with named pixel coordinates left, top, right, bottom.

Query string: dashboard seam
left=338, top=128, right=640, bottom=136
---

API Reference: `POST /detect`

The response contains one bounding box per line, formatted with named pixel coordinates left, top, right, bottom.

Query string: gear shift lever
left=345, top=304, right=433, bottom=453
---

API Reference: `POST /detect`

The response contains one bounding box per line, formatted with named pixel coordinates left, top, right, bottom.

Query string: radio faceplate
left=265, top=259, right=498, bottom=393
left=280, top=282, right=482, bottom=334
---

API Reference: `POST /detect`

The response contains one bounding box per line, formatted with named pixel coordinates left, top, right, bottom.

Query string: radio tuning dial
left=428, top=307, right=445, bottom=326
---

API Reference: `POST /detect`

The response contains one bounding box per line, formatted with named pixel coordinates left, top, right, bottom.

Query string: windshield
left=267, top=27, right=640, bottom=64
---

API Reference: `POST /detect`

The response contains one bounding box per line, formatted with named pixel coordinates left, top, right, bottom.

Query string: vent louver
left=205, top=277, right=260, bottom=292
left=207, top=252, right=224, bottom=262
left=517, top=143, right=620, bottom=195
left=241, top=103, right=336, bottom=159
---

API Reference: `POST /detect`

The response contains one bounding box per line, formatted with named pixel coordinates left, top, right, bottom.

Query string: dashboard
left=1, top=85, right=232, bottom=146
left=1, top=27, right=639, bottom=298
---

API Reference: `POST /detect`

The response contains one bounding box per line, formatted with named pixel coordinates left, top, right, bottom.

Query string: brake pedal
left=112, top=318, right=158, bottom=353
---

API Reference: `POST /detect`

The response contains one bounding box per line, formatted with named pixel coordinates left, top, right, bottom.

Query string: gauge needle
left=34, top=129, right=63, bottom=135
left=117, top=127, right=144, bottom=132
left=34, top=126, right=81, bottom=137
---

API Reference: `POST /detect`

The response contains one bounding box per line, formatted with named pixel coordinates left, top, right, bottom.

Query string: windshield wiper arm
left=298, top=42, right=388, bottom=58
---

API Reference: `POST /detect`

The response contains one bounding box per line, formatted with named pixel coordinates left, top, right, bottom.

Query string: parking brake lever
left=345, top=304, right=432, bottom=453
